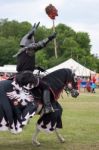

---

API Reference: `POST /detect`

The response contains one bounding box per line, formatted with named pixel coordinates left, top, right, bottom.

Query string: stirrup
left=44, top=107, right=54, bottom=114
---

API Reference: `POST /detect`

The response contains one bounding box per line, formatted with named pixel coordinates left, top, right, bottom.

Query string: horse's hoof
left=60, top=138, right=65, bottom=143
left=32, top=140, right=41, bottom=146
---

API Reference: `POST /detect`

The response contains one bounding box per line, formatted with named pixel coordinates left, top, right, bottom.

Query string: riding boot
left=43, top=90, right=54, bottom=114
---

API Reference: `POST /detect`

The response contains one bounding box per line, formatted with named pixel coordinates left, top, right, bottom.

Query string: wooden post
left=52, top=19, right=58, bottom=58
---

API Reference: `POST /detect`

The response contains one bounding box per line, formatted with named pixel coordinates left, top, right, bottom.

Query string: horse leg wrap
left=55, top=129, right=65, bottom=143
left=32, top=125, right=41, bottom=146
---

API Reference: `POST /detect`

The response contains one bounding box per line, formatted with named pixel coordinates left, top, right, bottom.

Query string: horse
left=31, top=68, right=79, bottom=146
left=0, top=68, right=79, bottom=145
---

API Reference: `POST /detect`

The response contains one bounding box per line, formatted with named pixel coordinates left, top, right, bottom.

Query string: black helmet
left=20, top=33, right=35, bottom=47
left=20, top=22, right=40, bottom=47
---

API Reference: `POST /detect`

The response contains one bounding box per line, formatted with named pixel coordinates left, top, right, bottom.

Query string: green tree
left=0, top=19, right=98, bottom=72
left=0, top=37, right=18, bottom=65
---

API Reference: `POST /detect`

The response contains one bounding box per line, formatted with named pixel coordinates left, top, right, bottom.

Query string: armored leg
left=43, top=90, right=54, bottom=114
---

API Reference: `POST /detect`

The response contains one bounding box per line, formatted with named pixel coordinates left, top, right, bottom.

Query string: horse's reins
left=37, top=68, right=71, bottom=97
left=39, top=68, right=67, bottom=87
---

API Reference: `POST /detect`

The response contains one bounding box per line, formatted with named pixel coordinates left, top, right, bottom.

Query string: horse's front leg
left=32, top=124, right=41, bottom=146
left=55, top=128, right=65, bottom=143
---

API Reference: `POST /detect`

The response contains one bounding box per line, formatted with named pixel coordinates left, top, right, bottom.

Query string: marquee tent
left=46, top=58, right=96, bottom=77
left=0, top=65, right=17, bottom=73
left=0, top=58, right=96, bottom=77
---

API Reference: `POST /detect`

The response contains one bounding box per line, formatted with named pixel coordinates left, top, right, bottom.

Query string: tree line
left=0, top=19, right=99, bottom=72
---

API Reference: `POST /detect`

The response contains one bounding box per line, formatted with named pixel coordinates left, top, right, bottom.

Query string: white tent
left=0, top=59, right=96, bottom=76
left=0, top=65, right=17, bottom=73
left=0, top=67, right=5, bottom=72
left=47, top=58, right=96, bottom=76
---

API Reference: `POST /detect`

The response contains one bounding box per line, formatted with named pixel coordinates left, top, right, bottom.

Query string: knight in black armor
left=13, top=22, right=56, bottom=72
left=12, top=22, right=56, bottom=113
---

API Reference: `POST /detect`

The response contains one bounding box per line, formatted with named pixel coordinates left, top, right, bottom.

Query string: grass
left=0, top=89, right=99, bottom=150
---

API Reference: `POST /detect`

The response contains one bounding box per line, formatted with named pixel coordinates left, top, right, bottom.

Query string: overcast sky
left=0, top=0, right=99, bottom=56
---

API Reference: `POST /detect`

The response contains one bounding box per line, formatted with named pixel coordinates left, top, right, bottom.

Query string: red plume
left=45, top=4, right=58, bottom=20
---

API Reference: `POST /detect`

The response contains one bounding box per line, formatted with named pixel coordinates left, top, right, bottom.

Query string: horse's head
left=64, top=70, right=79, bottom=98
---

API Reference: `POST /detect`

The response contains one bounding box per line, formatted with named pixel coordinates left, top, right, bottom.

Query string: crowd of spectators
left=0, top=72, right=14, bottom=80
left=77, top=75, right=98, bottom=93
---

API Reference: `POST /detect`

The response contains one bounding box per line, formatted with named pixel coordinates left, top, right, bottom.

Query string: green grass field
left=0, top=89, right=99, bottom=150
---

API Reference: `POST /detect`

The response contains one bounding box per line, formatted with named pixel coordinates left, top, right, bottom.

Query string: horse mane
left=42, top=68, right=73, bottom=90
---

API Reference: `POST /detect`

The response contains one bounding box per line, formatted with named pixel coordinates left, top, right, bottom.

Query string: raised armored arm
left=26, top=32, right=57, bottom=52
left=13, top=32, right=57, bottom=57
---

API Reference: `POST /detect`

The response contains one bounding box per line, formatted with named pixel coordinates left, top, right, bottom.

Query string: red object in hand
left=45, top=4, right=58, bottom=20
